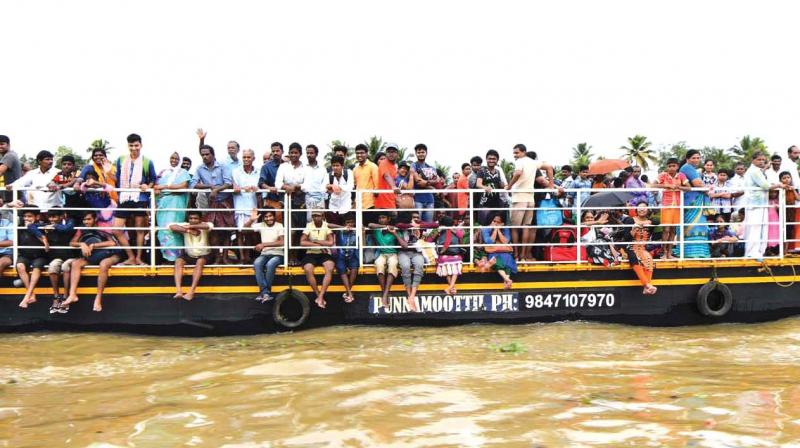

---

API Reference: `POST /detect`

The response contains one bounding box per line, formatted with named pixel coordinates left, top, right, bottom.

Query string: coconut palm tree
left=499, top=159, right=515, bottom=181
left=620, top=134, right=657, bottom=170
left=87, top=138, right=113, bottom=155
left=655, top=141, right=689, bottom=169
left=364, top=136, right=386, bottom=162
left=432, top=161, right=451, bottom=182
left=324, top=140, right=355, bottom=169
left=570, top=142, right=594, bottom=168
left=701, top=146, right=734, bottom=171
left=731, top=135, right=768, bottom=163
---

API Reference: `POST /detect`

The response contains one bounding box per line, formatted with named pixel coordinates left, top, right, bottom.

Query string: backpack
left=327, top=169, right=355, bottom=204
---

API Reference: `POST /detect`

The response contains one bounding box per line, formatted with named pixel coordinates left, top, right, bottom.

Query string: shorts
left=86, top=249, right=119, bottom=265
left=180, top=253, right=209, bottom=264
left=16, top=257, right=47, bottom=270
left=47, top=258, right=65, bottom=275
left=510, top=202, right=534, bottom=226
left=335, top=254, right=359, bottom=274
left=374, top=253, right=399, bottom=277
left=114, top=200, right=149, bottom=219
left=661, top=207, right=681, bottom=227
left=301, top=253, right=333, bottom=267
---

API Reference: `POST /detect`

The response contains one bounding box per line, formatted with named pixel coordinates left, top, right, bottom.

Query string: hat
left=385, top=143, right=399, bottom=152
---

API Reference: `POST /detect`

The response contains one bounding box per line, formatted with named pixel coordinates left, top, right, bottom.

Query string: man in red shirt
left=375, top=144, right=401, bottom=211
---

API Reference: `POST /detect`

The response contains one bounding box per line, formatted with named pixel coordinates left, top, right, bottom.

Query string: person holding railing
left=191, top=144, right=234, bottom=265
left=395, top=211, right=438, bottom=312
left=678, top=150, right=711, bottom=258
left=330, top=213, right=358, bottom=304
left=780, top=171, right=800, bottom=254
left=743, top=151, right=786, bottom=258
left=475, top=149, right=507, bottom=226
left=0, top=211, right=12, bottom=280
left=656, top=158, right=689, bottom=260
left=113, top=134, right=156, bottom=266
left=325, top=155, right=353, bottom=225
left=30, top=208, right=76, bottom=312
left=62, top=210, right=122, bottom=312
left=301, top=144, right=327, bottom=218
left=50, top=155, right=84, bottom=223
left=375, top=144, right=400, bottom=213
left=232, top=149, right=260, bottom=264
left=154, top=152, right=191, bottom=263
left=353, top=143, right=379, bottom=222
left=436, top=215, right=465, bottom=295
left=8, top=150, right=59, bottom=213
left=617, top=202, right=658, bottom=295
left=507, top=144, right=554, bottom=261
left=78, top=147, right=117, bottom=228
left=258, top=142, right=284, bottom=217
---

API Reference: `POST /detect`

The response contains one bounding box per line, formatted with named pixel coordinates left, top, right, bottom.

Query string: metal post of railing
left=678, top=191, right=685, bottom=260
left=149, top=190, right=156, bottom=272
left=355, top=190, right=363, bottom=269
left=575, top=190, right=581, bottom=264
left=283, top=192, right=290, bottom=268
left=11, top=190, right=18, bottom=270
left=779, top=187, right=786, bottom=259
left=468, top=188, right=474, bottom=266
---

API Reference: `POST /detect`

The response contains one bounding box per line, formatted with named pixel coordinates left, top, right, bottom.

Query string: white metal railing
left=4, top=185, right=796, bottom=269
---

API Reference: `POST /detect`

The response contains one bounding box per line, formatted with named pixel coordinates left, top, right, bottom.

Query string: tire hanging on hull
left=273, top=289, right=311, bottom=329
left=696, top=280, right=733, bottom=317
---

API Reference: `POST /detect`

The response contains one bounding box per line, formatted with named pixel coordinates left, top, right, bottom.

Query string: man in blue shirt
left=258, top=142, right=284, bottom=207
left=410, top=143, right=441, bottom=222
left=569, top=165, right=593, bottom=207
left=191, top=145, right=234, bottom=265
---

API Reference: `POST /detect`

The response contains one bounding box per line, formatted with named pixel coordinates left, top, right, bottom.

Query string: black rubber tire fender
left=696, top=280, right=733, bottom=317
left=273, top=289, right=311, bottom=329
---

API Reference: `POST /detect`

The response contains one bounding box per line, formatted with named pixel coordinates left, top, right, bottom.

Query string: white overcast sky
left=2, top=0, right=799, bottom=172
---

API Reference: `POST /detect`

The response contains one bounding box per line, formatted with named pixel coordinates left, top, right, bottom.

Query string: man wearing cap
left=9, top=150, right=60, bottom=212
left=0, top=135, right=22, bottom=204
left=376, top=143, right=401, bottom=211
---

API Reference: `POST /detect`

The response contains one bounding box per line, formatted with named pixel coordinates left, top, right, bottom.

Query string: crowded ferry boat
left=1, top=131, right=799, bottom=334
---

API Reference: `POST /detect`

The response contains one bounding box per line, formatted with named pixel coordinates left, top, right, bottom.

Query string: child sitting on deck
left=436, top=215, right=465, bottom=295
left=0, top=213, right=13, bottom=283
left=17, top=209, right=47, bottom=308
left=62, top=211, right=121, bottom=312
left=329, top=213, right=358, bottom=304
left=29, top=208, right=76, bottom=313
left=367, top=211, right=403, bottom=307
left=169, top=210, right=213, bottom=301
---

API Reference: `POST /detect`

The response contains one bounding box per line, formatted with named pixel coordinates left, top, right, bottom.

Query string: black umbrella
left=581, top=191, right=636, bottom=209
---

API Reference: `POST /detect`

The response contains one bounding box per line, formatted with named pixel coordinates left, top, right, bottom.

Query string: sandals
left=343, top=293, right=355, bottom=303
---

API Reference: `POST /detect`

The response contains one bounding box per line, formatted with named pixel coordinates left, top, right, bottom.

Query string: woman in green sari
left=155, top=152, right=191, bottom=262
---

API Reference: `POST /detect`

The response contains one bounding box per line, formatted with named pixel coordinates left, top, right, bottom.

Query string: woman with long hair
left=154, top=152, right=191, bottom=262
left=78, top=148, right=117, bottom=229
left=619, top=202, right=657, bottom=295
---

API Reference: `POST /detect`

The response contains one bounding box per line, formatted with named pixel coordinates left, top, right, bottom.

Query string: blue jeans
left=254, top=254, right=284, bottom=296
left=415, top=201, right=434, bottom=222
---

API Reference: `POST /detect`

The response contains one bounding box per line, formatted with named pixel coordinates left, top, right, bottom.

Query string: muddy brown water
left=2, top=320, right=800, bottom=447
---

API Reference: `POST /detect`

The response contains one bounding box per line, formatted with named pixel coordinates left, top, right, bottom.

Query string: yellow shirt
left=303, top=222, right=332, bottom=254
left=353, top=160, right=379, bottom=209
left=180, top=222, right=213, bottom=257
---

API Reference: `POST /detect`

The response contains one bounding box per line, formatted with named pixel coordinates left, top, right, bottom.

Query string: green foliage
left=620, top=134, right=657, bottom=170
left=324, top=140, right=355, bottom=169
left=731, top=135, right=768, bottom=163
left=570, top=142, right=594, bottom=168
left=655, top=142, right=689, bottom=170
left=55, top=145, right=88, bottom=170
left=87, top=139, right=113, bottom=158
left=700, top=146, right=734, bottom=171
left=499, top=158, right=515, bottom=180
left=433, top=161, right=451, bottom=181
left=364, top=136, right=412, bottom=164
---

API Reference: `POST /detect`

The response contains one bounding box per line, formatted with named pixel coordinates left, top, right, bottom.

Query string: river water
left=2, top=320, right=800, bottom=447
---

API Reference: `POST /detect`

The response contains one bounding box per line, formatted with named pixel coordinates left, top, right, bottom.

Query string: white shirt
left=730, top=173, right=746, bottom=209
left=301, top=162, right=328, bottom=200
left=275, top=162, right=305, bottom=190
left=766, top=167, right=781, bottom=185
left=328, top=170, right=354, bottom=214
left=232, top=166, right=260, bottom=215
left=511, top=157, right=542, bottom=203
left=11, top=166, right=60, bottom=211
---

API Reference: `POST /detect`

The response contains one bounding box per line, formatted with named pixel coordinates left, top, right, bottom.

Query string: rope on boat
left=758, top=261, right=797, bottom=288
